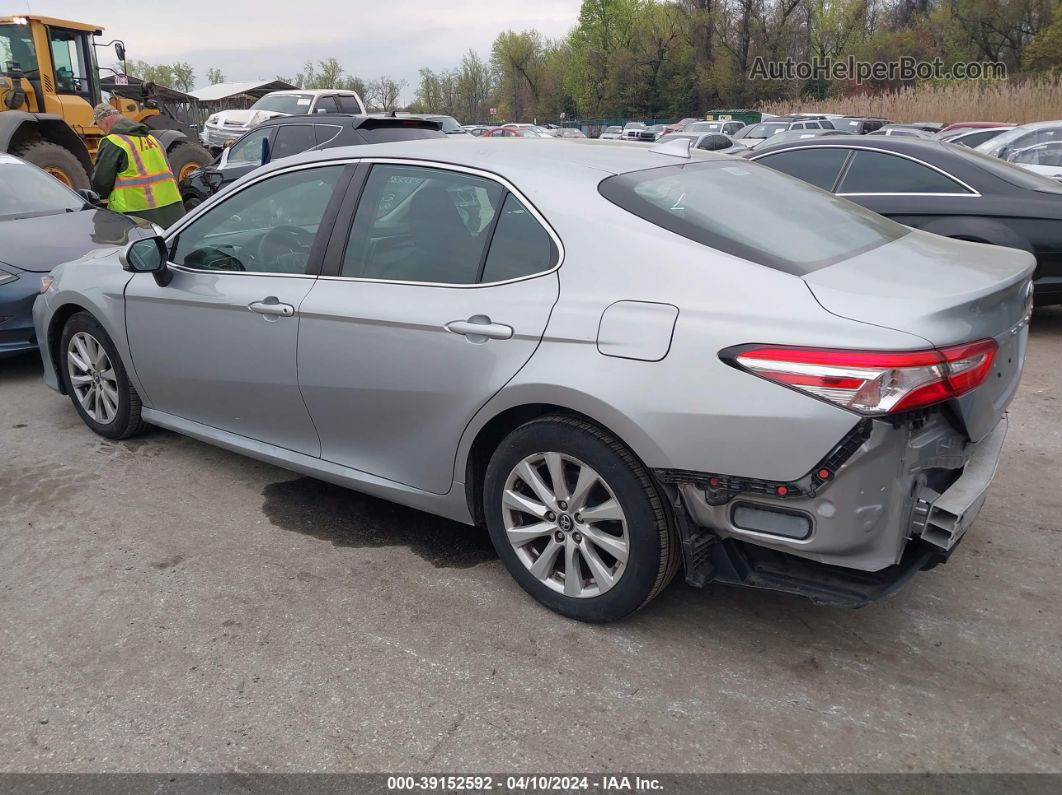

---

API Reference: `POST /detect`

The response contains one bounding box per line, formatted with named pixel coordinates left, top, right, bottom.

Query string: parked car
left=35, top=139, right=1032, bottom=620
left=654, top=132, right=737, bottom=151
left=867, top=125, right=937, bottom=139
left=622, top=121, right=649, bottom=140
left=551, top=128, right=587, bottom=139
left=733, top=117, right=835, bottom=143
left=662, top=117, right=701, bottom=135
left=976, top=121, right=1062, bottom=181
left=685, top=120, right=744, bottom=136
left=0, top=153, right=155, bottom=356
left=747, top=136, right=1062, bottom=304
left=465, top=126, right=498, bottom=137
left=179, top=114, right=445, bottom=210
left=938, top=126, right=1014, bottom=148
left=199, top=89, right=366, bottom=149
left=939, top=121, right=1016, bottom=135
left=482, top=125, right=553, bottom=138
left=742, top=129, right=855, bottom=150
left=598, top=125, right=624, bottom=140
left=833, top=117, right=890, bottom=135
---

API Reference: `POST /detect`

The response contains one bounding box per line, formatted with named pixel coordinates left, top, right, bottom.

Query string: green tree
left=171, top=61, right=195, bottom=92
left=206, top=67, right=224, bottom=85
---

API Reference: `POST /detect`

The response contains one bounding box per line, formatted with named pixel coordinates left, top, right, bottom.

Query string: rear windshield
left=745, top=122, right=789, bottom=138
left=955, top=143, right=1062, bottom=194
left=598, top=161, right=906, bottom=275
left=358, top=127, right=444, bottom=144
left=0, top=160, right=84, bottom=220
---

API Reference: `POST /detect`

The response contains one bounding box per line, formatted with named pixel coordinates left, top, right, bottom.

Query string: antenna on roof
left=649, top=137, right=692, bottom=159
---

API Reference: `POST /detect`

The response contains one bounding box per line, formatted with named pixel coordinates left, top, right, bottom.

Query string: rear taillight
left=726, top=340, right=998, bottom=415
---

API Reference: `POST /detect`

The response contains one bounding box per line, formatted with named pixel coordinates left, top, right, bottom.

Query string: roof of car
left=255, top=137, right=728, bottom=184
left=266, top=89, right=362, bottom=96
left=749, top=135, right=956, bottom=158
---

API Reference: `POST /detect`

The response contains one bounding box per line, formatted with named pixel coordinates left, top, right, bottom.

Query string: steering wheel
left=256, top=225, right=314, bottom=266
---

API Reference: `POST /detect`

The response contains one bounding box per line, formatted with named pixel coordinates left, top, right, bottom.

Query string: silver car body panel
left=33, top=139, right=1030, bottom=574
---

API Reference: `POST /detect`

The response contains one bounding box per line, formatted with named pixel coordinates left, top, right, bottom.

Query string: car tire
left=483, top=414, right=680, bottom=622
left=60, top=312, right=148, bottom=440
left=166, top=141, right=213, bottom=184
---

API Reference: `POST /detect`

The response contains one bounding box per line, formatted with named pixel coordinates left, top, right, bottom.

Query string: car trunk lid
left=803, top=230, right=1034, bottom=441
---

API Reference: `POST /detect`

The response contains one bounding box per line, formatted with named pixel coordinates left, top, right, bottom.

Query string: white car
left=976, top=120, right=1062, bottom=181
left=599, top=126, right=624, bottom=140
left=200, top=90, right=366, bottom=149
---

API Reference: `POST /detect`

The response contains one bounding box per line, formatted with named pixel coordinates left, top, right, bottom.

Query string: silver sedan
left=33, top=138, right=1034, bottom=621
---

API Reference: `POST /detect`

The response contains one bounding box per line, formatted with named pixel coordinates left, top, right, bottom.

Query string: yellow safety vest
left=105, top=133, right=181, bottom=213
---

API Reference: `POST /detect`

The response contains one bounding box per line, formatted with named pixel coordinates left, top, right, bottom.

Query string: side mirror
left=120, top=235, right=172, bottom=286
left=115, top=42, right=126, bottom=62
left=77, top=188, right=102, bottom=205
left=202, top=171, right=224, bottom=191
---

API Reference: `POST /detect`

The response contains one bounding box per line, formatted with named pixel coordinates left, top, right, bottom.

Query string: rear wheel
left=167, top=141, right=212, bottom=183
left=12, top=140, right=90, bottom=189
left=60, top=312, right=148, bottom=439
left=483, top=415, right=680, bottom=622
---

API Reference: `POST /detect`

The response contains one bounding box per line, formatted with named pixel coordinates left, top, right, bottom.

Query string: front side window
left=599, top=160, right=905, bottom=275
left=757, top=148, right=850, bottom=190
left=313, top=96, right=339, bottom=114
left=272, top=125, right=316, bottom=160
left=341, top=165, right=503, bottom=284
left=838, top=151, right=971, bottom=194
left=226, top=128, right=272, bottom=166
left=172, top=165, right=342, bottom=273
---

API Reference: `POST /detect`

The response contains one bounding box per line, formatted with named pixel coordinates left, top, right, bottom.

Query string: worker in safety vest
left=91, top=103, right=185, bottom=228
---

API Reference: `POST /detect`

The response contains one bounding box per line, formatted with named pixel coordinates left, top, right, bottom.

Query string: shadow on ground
left=262, top=476, right=497, bottom=569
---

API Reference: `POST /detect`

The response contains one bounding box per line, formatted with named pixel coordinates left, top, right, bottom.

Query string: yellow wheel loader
left=0, top=14, right=211, bottom=188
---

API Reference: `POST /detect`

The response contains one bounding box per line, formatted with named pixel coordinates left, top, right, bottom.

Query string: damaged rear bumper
left=658, top=413, right=1007, bottom=606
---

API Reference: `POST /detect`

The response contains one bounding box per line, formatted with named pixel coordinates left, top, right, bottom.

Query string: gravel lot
left=1, top=309, right=1060, bottom=774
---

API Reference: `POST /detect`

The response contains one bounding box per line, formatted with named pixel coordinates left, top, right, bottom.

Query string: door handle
left=446, top=314, right=513, bottom=342
left=249, top=298, right=295, bottom=317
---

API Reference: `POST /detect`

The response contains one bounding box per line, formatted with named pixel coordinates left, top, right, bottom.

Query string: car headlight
left=0, top=272, right=17, bottom=286
left=39, top=275, right=54, bottom=293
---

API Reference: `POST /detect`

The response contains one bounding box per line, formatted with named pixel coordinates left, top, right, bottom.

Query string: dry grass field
left=761, top=77, right=1062, bottom=123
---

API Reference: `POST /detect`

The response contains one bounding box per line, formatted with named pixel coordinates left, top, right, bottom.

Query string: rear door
left=297, top=161, right=561, bottom=494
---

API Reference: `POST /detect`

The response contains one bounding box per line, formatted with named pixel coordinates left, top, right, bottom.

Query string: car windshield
left=745, top=122, right=790, bottom=138
left=605, top=126, right=622, bottom=133
left=0, top=23, right=39, bottom=74
left=0, top=160, right=84, bottom=221
left=688, top=122, right=723, bottom=132
left=954, top=143, right=1062, bottom=194
left=599, top=160, right=905, bottom=275
left=250, top=94, right=315, bottom=115
left=975, top=124, right=1061, bottom=157
left=426, top=115, right=465, bottom=133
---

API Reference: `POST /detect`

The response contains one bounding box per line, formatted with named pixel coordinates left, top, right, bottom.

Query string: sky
left=25, top=0, right=581, bottom=99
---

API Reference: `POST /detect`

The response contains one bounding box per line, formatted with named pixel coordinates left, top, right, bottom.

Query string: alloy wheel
left=502, top=452, right=629, bottom=598
left=67, top=332, right=120, bottom=424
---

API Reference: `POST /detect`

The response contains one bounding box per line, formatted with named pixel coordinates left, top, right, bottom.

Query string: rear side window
left=272, top=125, right=317, bottom=160
left=757, top=148, right=850, bottom=190
left=839, top=151, right=971, bottom=194
left=599, top=161, right=905, bottom=275
left=481, top=194, right=554, bottom=282
left=314, top=124, right=343, bottom=146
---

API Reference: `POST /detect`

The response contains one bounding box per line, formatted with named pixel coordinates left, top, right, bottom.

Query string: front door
left=125, top=163, right=348, bottom=456
left=297, top=162, right=561, bottom=493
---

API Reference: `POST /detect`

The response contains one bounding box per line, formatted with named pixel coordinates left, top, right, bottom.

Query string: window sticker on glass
left=296, top=98, right=311, bottom=105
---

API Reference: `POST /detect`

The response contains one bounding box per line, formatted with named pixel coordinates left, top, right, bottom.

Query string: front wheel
left=483, top=415, right=680, bottom=622
left=60, top=312, right=148, bottom=439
